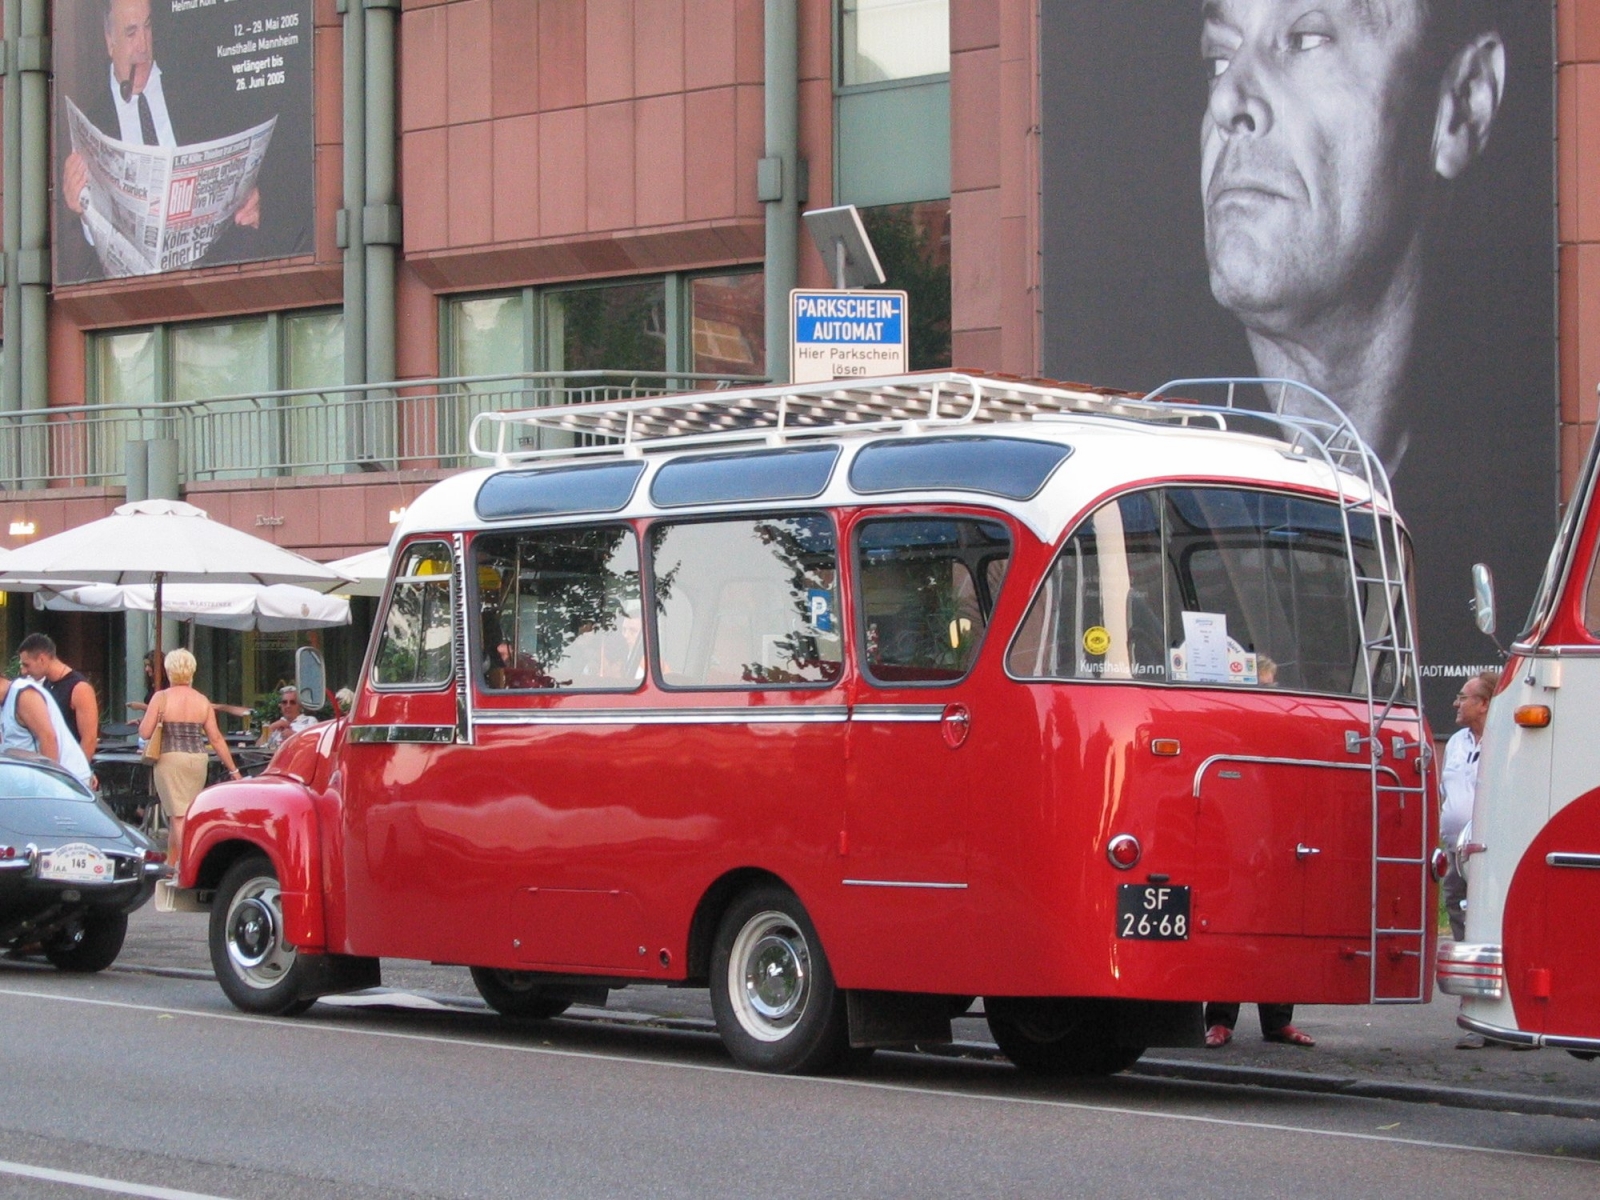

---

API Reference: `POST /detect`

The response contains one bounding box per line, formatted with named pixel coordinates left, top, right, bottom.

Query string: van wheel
left=710, top=885, right=849, bottom=1074
left=985, top=997, right=1145, bottom=1076
left=470, top=967, right=572, bottom=1019
left=209, top=853, right=315, bottom=1016
left=45, top=910, right=128, bottom=973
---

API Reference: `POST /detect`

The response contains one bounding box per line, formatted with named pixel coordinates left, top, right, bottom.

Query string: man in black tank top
left=18, top=633, right=100, bottom=760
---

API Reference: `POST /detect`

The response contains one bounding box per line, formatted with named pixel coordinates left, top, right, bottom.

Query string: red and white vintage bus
left=1437, top=424, right=1600, bottom=1059
left=171, top=373, right=1435, bottom=1076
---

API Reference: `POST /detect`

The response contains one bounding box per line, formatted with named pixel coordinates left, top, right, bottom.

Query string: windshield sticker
left=1082, top=625, right=1110, bottom=656
left=1171, top=612, right=1259, bottom=685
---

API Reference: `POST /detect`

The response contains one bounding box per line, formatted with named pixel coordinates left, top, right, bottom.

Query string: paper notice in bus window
left=1180, top=611, right=1231, bottom=682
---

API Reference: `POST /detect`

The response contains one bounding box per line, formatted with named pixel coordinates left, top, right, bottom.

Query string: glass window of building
left=171, top=319, right=270, bottom=402
left=95, top=329, right=158, bottom=406
left=454, top=292, right=527, bottom=381
left=547, top=280, right=668, bottom=375
left=284, top=311, right=344, bottom=391
left=691, top=274, right=765, bottom=375
left=841, top=0, right=950, bottom=85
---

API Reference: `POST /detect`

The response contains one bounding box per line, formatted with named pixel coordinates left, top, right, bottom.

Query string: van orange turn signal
left=1514, top=705, right=1552, bottom=728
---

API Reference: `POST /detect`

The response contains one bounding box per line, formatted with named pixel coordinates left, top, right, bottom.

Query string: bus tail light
left=1437, top=943, right=1504, bottom=999
left=1107, top=835, right=1141, bottom=870
left=1514, top=705, right=1552, bottom=727
left=1430, top=848, right=1451, bottom=882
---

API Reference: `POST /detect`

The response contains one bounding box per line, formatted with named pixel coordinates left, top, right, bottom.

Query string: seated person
left=258, top=686, right=318, bottom=750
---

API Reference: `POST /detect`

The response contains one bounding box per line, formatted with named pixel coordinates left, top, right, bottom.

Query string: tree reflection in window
left=856, top=517, right=1012, bottom=684
left=650, top=515, right=843, bottom=688
left=475, top=527, right=643, bottom=691
left=373, top=543, right=455, bottom=687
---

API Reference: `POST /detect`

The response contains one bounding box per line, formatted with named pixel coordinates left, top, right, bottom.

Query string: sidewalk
left=119, top=907, right=1600, bottom=1115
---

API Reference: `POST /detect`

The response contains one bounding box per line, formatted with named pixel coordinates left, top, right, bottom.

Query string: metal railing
left=0, top=371, right=764, bottom=490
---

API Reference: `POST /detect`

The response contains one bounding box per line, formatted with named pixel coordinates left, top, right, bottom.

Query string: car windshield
left=0, top=761, right=93, bottom=801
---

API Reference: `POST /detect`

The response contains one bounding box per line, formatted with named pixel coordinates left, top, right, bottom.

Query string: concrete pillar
left=762, top=0, right=799, bottom=384
left=341, top=0, right=367, bottom=387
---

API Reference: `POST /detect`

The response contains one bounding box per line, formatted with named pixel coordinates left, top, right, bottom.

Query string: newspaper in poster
left=66, top=97, right=275, bottom=279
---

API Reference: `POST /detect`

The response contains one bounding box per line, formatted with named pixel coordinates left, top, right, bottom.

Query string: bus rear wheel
left=469, top=967, right=573, bottom=1019
left=710, top=885, right=850, bottom=1074
left=985, top=997, right=1145, bottom=1077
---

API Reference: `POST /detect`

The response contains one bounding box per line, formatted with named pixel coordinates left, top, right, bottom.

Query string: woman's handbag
left=141, top=720, right=163, bottom=765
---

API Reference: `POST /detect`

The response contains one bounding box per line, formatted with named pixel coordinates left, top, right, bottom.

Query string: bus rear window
left=1008, top=487, right=1415, bottom=701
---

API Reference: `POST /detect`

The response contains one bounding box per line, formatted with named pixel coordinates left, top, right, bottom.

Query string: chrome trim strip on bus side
left=841, top=879, right=968, bottom=889
left=1547, top=852, right=1600, bottom=869
left=474, top=706, right=851, bottom=727
left=348, top=725, right=458, bottom=744
left=849, top=704, right=945, bottom=723
left=1191, top=754, right=1402, bottom=798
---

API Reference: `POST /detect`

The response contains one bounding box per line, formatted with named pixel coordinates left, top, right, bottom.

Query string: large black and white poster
left=1041, top=1, right=1556, bottom=723
left=53, top=0, right=314, bottom=284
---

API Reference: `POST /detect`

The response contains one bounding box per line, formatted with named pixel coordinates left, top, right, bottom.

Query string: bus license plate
left=1117, top=884, right=1190, bottom=940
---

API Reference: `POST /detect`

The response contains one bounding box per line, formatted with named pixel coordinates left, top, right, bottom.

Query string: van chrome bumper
left=1436, top=942, right=1504, bottom=999
left=1459, top=1013, right=1600, bottom=1054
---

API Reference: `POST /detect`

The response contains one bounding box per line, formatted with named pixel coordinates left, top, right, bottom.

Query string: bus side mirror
left=1470, top=563, right=1497, bottom=636
left=296, top=646, right=327, bottom=712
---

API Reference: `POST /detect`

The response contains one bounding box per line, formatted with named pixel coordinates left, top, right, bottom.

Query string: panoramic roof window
left=849, top=437, right=1071, bottom=501
left=650, top=446, right=841, bottom=508
left=476, top=461, right=645, bottom=521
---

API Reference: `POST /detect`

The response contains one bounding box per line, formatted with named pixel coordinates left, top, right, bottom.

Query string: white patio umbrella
left=322, top=546, right=390, bottom=598
left=0, top=499, right=352, bottom=685
left=33, top=582, right=351, bottom=632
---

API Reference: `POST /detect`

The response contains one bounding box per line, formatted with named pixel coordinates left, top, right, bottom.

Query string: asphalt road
left=0, top=965, right=1597, bottom=1200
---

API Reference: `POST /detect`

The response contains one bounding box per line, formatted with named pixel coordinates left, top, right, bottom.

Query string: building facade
left=0, top=0, right=1587, bottom=718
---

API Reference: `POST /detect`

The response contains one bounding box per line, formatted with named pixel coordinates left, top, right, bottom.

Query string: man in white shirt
left=1440, top=670, right=1497, bottom=936
left=258, top=686, right=318, bottom=751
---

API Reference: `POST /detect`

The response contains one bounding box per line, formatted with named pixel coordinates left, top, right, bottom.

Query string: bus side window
left=649, top=514, right=842, bottom=688
left=1585, top=542, right=1600, bottom=638
left=856, top=517, right=1013, bottom=684
left=373, top=542, right=455, bottom=688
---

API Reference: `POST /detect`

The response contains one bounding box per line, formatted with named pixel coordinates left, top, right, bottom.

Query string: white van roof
left=394, top=373, right=1389, bottom=547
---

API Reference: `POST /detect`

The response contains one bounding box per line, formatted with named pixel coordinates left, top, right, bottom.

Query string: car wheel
left=209, top=853, right=315, bottom=1016
left=469, top=967, right=573, bottom=1019
left=709, top=885, right=849, bottom=1074
left=985, top=997, right=1145, bottom=1076
left=44, top=910, right=128, bottom=973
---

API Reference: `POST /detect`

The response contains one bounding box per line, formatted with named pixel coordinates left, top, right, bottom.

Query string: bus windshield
left=1008, top=486, right=1416, bottom=702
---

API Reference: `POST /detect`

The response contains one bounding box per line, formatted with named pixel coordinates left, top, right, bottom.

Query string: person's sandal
left=1264, top=1025, right=1316, bottom=1047
left=1204, top=1023, right=1233, bottom=1048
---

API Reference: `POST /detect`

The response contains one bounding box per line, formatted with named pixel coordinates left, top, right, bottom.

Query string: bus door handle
left=1295, top=843, right=1321, bottom=861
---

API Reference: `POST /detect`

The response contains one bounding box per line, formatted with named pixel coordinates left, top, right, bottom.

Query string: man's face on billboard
left=1200, top=0, right=1436, bottom=329
left=105, top=0, right=155, bottom=96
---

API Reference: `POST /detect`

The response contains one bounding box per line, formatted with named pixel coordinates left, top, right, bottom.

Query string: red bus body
left=177, top=375, right=1435, bottom=1066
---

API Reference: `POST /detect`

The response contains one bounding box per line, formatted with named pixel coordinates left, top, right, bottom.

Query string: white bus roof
left=394, top=373, right=1389, bottom=547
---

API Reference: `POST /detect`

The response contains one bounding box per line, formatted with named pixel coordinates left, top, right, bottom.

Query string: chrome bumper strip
left=1457, top=1013, right=1600, bottom=1053
left=1547, top=852, right=1600, bottom=870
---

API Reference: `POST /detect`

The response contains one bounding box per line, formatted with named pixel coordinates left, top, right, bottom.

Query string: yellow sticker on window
left=1083, top=626, right=1111, bottom=656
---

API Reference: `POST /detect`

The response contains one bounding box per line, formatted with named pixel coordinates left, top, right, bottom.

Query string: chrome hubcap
left=224, top=875, right=297, bottom=990
left=728, top=911, right=810, bottom=1042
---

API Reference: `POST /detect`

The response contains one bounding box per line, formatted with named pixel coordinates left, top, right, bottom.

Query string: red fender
left=181, top=774, right=326, bottom=953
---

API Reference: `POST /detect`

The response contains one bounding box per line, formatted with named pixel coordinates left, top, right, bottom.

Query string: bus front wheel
left=710, top=885, right=850, bottom=1074
left=985, top=997, right=1145, bottom=1076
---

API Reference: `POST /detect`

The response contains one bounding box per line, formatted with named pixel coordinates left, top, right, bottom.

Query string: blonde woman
left=138, top=648, right=242, bottom=872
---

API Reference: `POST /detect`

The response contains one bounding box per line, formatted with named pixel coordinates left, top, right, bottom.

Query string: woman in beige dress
left=138, top=648, right=242, bottom=872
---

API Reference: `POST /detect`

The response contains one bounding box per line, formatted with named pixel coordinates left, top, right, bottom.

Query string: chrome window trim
left=347, top=724, right=458, bottom=744
left=850, top=704, right=944, bottom=722
left=475, top=706, right=850, bottom=727
left=1546, top=852, right=1600, bottom=870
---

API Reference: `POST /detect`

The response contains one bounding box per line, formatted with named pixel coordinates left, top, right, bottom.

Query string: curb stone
left=108, top=962, right=1600, bottom=1121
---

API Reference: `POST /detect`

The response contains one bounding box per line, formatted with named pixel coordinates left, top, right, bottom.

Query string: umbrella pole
left=153, top=573, right=165, bottom=690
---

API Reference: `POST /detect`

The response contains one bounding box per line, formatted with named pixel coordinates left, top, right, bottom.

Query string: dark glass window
left=850, top=436, right=1071, bottom=500
left=650, top=515, right=843, bottom=688
left=476, top=461, right=645, bottom=521
left=475, top=527, right=643, bottom=691
left=856, top=517, right=1012, bottom=684
left=373, top=543, right=455, bottom=688
left=1008, top=487, right=1415, bottom=701
left=651, top=446, right=840, bottom=508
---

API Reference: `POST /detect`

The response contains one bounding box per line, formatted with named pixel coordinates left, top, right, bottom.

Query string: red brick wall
left=1561, top=0, right=1600, bottom=503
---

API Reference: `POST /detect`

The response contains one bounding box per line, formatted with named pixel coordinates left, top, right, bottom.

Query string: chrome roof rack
left=467, top=372, right=1234, bottom=465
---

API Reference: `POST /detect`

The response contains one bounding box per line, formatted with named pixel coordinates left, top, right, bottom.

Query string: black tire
left=985, top=997, right=1145, bottom=1077
left=209, top=853, right=315, bottom=1016
left=709, top=884, right=850, bottom=1074
left=469, top=967, right=573, bottom=1019
left=45, top=910, right=128, bottom=973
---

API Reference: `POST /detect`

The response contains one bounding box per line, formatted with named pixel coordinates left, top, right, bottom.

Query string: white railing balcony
left=0, top=371, right=764, bottom=490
